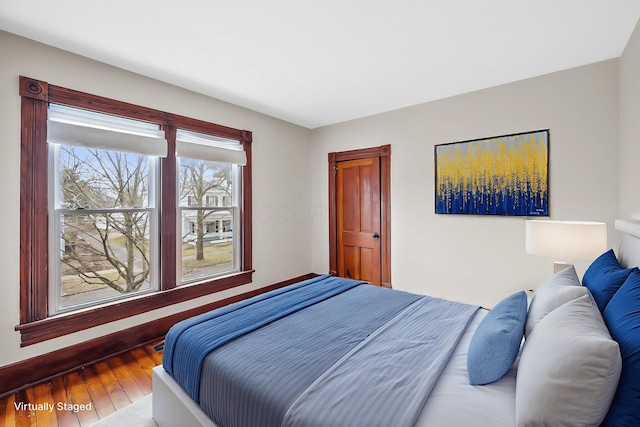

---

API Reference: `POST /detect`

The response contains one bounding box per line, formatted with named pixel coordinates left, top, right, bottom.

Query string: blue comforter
left=163, top=275, right=363, bottom=401
left=163, top=275, right=479, bottom=427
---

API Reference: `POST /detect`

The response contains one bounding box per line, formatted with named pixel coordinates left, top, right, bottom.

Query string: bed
left=153, top=219, right=640, bottom=427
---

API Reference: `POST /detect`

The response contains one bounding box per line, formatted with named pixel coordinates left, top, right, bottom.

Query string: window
left=48, top=105, right=164, bottom=314
left=17, top=76, right=253, bottom=346
left=176, top=128, right=245, bottom=284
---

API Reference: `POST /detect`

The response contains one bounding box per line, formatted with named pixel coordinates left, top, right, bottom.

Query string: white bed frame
left=152, top=218, right=640, bottom=427
left=153, top=365, right=217, bottom=427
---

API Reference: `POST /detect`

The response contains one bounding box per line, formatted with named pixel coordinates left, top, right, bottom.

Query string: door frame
left=328, top=145, right=391, bottom=288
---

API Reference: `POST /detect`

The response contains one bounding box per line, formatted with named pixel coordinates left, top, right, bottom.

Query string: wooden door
left=328, top=145, right=391, bottom=287
left=336, top=157, right=381, bottom=285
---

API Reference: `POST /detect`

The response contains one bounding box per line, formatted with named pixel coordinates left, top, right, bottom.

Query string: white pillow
left=525, top=265, right=588, bottom=338
left=516, top=294, right=622, bottom=427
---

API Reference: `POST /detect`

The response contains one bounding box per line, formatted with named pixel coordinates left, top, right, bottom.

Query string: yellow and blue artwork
left=435, top=130, right=549, bottom=216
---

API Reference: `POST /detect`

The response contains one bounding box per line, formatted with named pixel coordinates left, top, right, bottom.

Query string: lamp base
left=554, top=261, right=573, bottom=274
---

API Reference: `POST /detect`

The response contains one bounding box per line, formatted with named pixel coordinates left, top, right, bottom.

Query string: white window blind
left=176, top=129, right=246, bottom=165
left=47, top=104, right=168, bottom=157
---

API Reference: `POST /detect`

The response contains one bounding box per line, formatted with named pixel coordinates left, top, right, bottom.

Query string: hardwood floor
left=0, top=342, right=163, bottom=427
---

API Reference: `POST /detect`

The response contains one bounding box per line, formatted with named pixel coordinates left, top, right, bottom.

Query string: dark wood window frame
left=17, top=76, right=253, bottom=346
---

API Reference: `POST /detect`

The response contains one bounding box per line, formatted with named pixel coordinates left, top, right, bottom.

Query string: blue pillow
left=467, top=291, right=527, bottom=385
left=583, top=249, right=637, bottom=312
left=603, top=271, right=640, bottom=427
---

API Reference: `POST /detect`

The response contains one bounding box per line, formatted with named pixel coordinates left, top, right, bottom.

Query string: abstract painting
left=435, top=130, right=549, bottom=216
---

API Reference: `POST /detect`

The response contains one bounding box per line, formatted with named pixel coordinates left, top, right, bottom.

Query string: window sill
left=15, top=270, right=253, bottom=347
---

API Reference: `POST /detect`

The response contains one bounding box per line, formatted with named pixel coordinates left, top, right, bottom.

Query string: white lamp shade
left=526, top=220, right=607, bottom=260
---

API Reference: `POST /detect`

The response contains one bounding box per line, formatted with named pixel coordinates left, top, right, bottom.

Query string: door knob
left=373, top=232, right=380, bottom=240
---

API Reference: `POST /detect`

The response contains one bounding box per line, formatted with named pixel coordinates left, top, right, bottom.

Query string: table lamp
left=525, top=220, right=607, bottom=273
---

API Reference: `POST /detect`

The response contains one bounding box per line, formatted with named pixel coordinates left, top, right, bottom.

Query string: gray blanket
left=198, top=282, right=478, bottom=427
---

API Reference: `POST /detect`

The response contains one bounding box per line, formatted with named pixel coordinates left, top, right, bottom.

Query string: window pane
left=52, top=141, right=158, bottom=313
left=59, top=212, right=152, bottom=309
left=179, top=157, right=238, bottom=283
left=181, top=210, right=235, bottom=282
left=59, top=146, right=151, bottom=209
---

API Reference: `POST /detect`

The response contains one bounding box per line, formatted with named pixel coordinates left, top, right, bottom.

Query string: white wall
left=620, top=20, right=640, bottom=219
left=310, top=60, right=621, bottom=308
left=0, top=31, right=313, bottom=367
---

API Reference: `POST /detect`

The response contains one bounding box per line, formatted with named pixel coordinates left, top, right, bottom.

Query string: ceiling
left=1, top=1, right=639, bottom=129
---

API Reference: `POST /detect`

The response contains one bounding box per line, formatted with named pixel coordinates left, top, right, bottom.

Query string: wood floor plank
left=61, top=371, right=99, bottom=427
left=130, top=347, right=157, bottom=371
left=25, top=383, right=58, bottom=427
left=93, top=361, right=131, bottom=411
left=79, top=366, right=115, bottom=420
left=120, top=352, right=153, bottom=395
left=0, top=393, right=16, bottom=427
left=106, top=356, right=145, bottom=403
left=50, top=376, right=80, bottom=427
left=13, top=389, right=34, bottom=427
left=143, top=345, right=164, bottom=366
